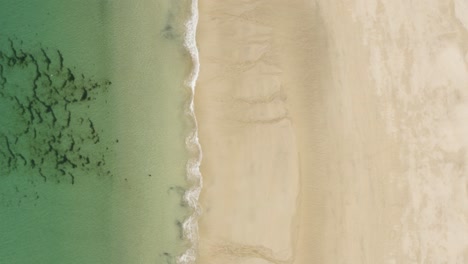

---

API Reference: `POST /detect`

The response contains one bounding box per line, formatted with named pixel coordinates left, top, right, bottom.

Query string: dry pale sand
left=195, top=0, right=468, bottom=263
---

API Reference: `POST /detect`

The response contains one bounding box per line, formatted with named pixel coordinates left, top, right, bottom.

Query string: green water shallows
left=0, top=1, right=194, bottom=263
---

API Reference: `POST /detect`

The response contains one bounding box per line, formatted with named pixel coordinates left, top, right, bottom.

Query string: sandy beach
left=195, top=0, right=468, bottom=263
left=1, top=0, right=468, bottom=263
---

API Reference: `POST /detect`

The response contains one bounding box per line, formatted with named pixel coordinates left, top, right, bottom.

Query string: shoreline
left=104, top=0, right=197, bottom=262
left=179, top=0, right=203, bottom=263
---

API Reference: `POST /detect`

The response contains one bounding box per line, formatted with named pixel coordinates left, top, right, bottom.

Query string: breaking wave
left=178, top=0, right=202, bottom=263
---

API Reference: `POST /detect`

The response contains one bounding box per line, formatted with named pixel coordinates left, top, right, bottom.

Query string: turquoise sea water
left=0, top=0, right=194, bottom=263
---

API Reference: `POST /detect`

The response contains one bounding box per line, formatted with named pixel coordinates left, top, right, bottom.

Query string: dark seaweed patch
left=161, top=252, right=176, bottom=264
left=161, top=12, right=182, bottom=40
left=0, top=38, right=114, bottom=188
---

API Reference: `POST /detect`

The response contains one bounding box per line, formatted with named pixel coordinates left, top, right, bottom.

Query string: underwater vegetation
left=0, top=38, right=113, bottom=185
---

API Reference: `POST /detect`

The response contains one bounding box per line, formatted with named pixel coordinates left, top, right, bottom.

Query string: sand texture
left=195, top=0, right=468, bottom=263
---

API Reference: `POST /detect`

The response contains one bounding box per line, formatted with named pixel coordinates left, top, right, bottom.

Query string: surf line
left=178, top=0, right=202, bottom=263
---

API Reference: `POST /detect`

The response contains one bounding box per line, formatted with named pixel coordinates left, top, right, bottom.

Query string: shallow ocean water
left=0, top=0, right=194, bottom=263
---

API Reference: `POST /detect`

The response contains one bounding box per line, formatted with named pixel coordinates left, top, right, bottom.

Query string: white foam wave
left=178, top=0, right=202, bottom=263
